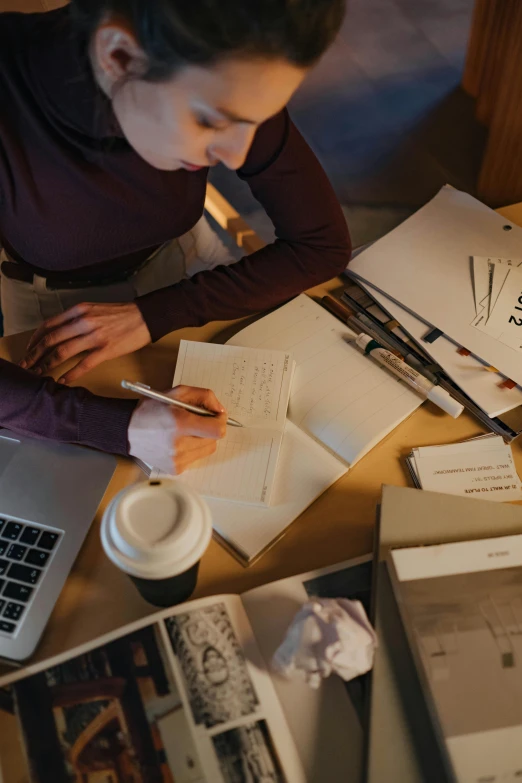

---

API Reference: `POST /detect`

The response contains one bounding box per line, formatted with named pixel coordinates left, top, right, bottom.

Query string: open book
left=208, top=294, right=422, bottom=563
left=0, top=556, right=371, bottom=783
left=172, top=341, right=294, bottom=506
left=145, top=294, right=422, bottom=564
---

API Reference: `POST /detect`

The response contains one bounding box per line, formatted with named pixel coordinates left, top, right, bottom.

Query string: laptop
left=0, top=430, right=116, bottom=662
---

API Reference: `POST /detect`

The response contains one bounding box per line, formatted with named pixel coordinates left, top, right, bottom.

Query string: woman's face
left=91, top=22, right=307, bottom=171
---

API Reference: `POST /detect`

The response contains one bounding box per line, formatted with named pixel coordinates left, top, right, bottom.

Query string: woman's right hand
left=127, top=385, right=227, bottom=474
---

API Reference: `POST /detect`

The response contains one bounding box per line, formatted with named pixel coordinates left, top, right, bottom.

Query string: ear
left=91, top=20, right=148, bottom=93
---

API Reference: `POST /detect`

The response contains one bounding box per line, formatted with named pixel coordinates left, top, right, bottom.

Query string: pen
left=352, top=333, right=464, bottom=418
left=321, top=295, right=439, bottom=383
left=340, top=291, right=429, bottom=357
left=121, top=380, right=244, bottom=427
left=341, top=292, right=441, bottom=384
left=322, top=296, right=402, bottom=356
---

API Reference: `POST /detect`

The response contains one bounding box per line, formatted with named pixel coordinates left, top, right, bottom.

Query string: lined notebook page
left=206, top=421, right=347, bottom=563
left=172, top=341, right=293, bottom=505
left=227, top=295, right=422, bottom=466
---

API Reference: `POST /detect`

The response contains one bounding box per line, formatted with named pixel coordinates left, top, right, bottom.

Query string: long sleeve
left=136, top=110, right=351, bottom=341
left=0, top=358, right=137, bottom=455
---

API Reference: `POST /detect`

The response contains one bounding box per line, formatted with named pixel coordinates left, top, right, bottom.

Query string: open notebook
left=200, top=294, right=423, bottom=563
left=142, top=295, right=423, bottom=562
left=172, top=341, right=294, bottom=506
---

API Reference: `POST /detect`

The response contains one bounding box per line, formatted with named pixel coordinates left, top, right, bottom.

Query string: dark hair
left=71, top=0, right=346, bottom=81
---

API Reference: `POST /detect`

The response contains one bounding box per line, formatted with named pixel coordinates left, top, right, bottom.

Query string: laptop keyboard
left=0, top=518, right=61, bottom=635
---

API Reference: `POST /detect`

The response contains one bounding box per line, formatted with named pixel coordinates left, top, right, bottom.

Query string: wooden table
left=0, top=203, right=521, bottom=680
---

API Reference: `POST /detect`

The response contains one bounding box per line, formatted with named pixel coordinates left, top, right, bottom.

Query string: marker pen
left=354, top=333, right=464, bottom=418
left=324, top=295, right=439, bottom=383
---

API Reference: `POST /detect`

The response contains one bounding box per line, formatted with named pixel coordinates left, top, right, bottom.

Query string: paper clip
left=457, top=347, right=470, bottom=356
left=500, top=379, right=517, bottom=390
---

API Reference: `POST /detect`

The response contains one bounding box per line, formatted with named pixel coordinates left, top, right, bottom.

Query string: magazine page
left=389, top=535, right=522, bottom=783
left=241, top=555, right=373, bottom=783
left=0, top=594, right=305, bottom=783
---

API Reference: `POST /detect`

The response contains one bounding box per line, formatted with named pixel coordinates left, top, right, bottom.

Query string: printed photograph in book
left=402, top=567, right=522, bottom=737
left=212, top=719, right=286, bottom=783
left=0, top=624, right=205, bottom=783
left=165, top=603, right=259, bottom=728
left=303, top=558, right=373, bottom=723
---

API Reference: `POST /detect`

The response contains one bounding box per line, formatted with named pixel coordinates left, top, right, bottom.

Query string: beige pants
left=0, top=216, right=236, bottom=336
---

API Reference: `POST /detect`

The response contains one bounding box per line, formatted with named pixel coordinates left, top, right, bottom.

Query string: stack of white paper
left=347, top=185, right=522, bottom=407
left=406, top=435, right=522, bottom=502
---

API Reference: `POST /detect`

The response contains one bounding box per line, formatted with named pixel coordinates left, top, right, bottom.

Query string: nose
left=209, top=124, right=256, bottom=170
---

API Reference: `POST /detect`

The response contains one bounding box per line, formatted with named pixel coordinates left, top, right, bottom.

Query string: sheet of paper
left=173, top=340, right=293, bottom=429
left=206, top=421, right=347, bottom=562
left=347, top=185, right=522, bottom=386
left=471, top=255, right=492, bottom=318
left=470, top=257, right=522, bottom=332
left=172, top=341, right=293, bottom=505
left=177, top=427, right=281, bottom=506
left=412, top=434, right=503, bottom=459
left=473, top=266, right=522, bottom=352
left=358, top=280, right=522, bottom=418
left=227, top=294, right=422, bottom=466
left=489, top=259, right=522, bottom=316
left=411, top=443, right=522, bottom=502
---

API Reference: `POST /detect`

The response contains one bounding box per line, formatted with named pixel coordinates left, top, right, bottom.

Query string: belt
left=0, top=258, right=149, bottom=290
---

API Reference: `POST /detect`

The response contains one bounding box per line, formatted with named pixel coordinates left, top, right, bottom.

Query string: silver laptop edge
left=0, top=431, right=116, bottom=661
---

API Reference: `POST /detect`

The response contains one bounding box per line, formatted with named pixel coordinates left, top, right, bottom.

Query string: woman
left=0, top=0, right=350, bottom=473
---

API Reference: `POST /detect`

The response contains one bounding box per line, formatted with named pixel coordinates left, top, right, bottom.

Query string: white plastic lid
left=427, top=385, right=464, bottom=418
left=101, top=479, right=212, bottom=580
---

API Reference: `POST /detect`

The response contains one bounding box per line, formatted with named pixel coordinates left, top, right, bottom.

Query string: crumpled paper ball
left=272, top=597, right=378, bottom=689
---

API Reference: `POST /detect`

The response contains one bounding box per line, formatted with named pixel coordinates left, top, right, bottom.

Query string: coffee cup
left=101, top=478, right=212, bottom=607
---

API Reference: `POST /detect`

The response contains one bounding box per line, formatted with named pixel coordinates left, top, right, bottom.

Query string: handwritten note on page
left=227, top=295, right=422, bottom=466
left=172, top=341, right=294, bottom=505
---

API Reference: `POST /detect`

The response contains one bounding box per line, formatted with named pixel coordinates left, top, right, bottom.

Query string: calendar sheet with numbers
left=471, top=256, right=522, bottom=352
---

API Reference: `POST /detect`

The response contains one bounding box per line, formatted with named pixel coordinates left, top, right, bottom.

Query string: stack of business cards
left=406, top=434, right=522, bottom=502
left=470, top=256, right=522, bottom=352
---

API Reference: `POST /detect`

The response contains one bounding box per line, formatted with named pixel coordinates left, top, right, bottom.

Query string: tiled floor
left=210, top=0, right=485, bottom=248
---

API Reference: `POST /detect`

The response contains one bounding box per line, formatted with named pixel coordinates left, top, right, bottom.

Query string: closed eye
left=196, top=116, right=228, bottom=131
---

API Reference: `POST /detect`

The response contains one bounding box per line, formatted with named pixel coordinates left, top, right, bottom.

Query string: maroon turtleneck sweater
left=0, top=6, right=351, bottom=455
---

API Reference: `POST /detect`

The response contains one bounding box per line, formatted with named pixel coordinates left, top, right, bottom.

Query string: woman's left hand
left=20, top=302, right=152, bottom=384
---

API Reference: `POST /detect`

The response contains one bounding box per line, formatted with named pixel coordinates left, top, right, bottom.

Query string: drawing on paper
left=165, top=603, right=259, bottom=728
left=212, top=719, right=286, bottom=783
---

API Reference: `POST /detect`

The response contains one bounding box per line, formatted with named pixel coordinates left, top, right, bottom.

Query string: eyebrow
left=216, top=107, right=258, bottom=125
